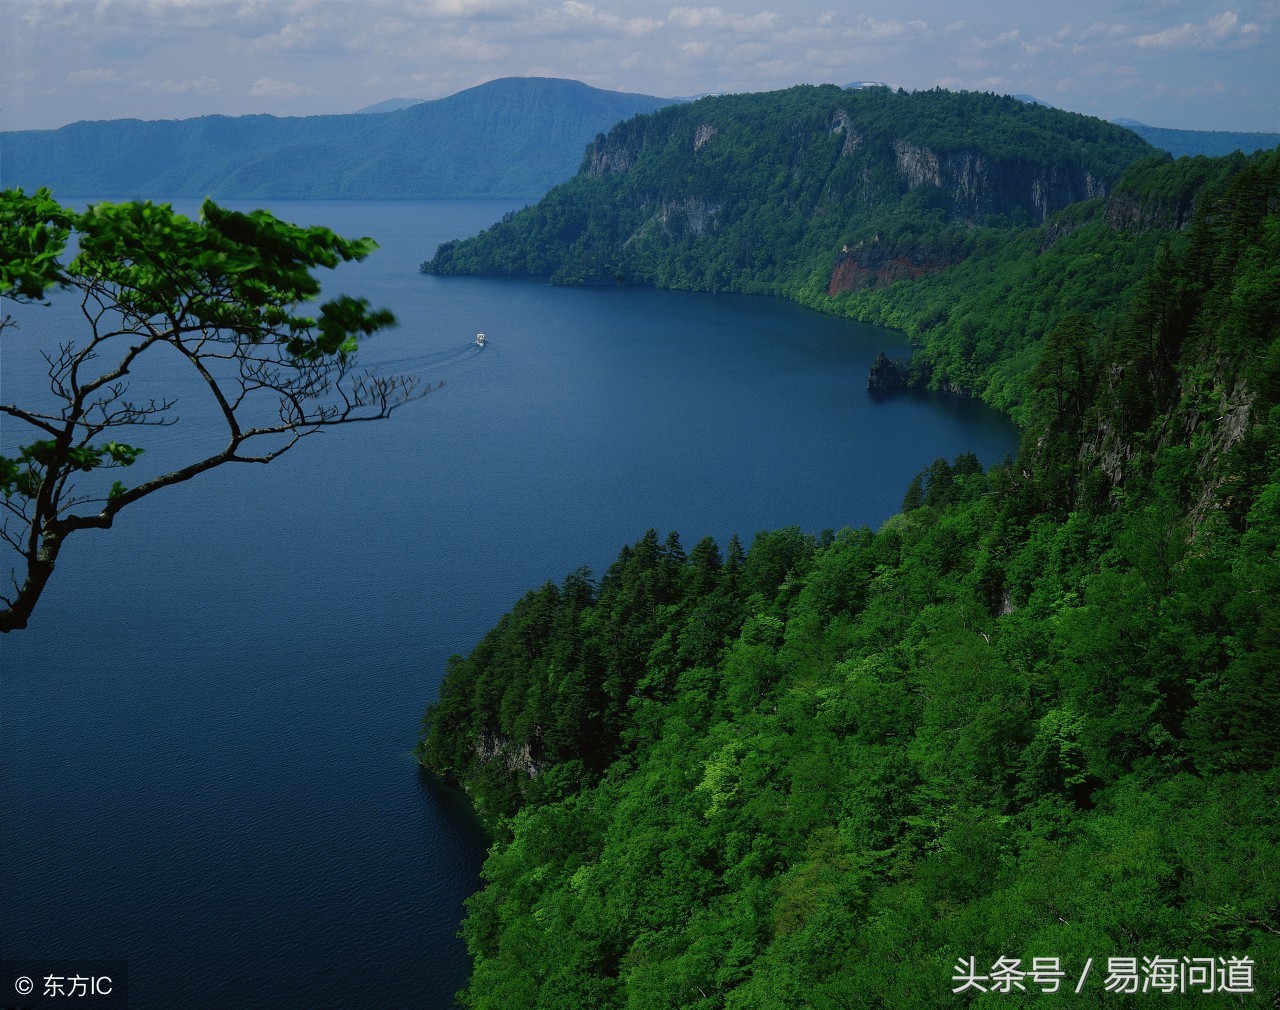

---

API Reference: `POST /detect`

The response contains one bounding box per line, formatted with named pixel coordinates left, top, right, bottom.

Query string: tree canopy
left=0, top=188, right=424, bottom=631
left=419, top=145, right=1280, bottom=1009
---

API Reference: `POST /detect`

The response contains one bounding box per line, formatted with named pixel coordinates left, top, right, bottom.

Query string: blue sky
left=2, top=0, right=1276, bottom=133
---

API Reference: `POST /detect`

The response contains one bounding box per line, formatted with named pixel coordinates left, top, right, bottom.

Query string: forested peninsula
left=419, top=87, right=1279, bottom=1007
left=422, top=85, right=1270, bottom=415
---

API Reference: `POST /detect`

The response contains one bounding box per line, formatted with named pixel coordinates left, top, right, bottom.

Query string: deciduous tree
left=0, top=189, right=428, bottom=631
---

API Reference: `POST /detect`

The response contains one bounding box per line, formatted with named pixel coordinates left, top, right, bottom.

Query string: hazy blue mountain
left=1, top=78, right=676, bottom=200
left=353, top=98, right=427, bottom=114
left=1012, top=104, right=1278, bottom=156
left=1119, top=121, right=1280, bottom=158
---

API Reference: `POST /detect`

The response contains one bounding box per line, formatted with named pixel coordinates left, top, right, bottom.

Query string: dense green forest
left=424, top=87, right=1154, bottom=300
left=423, top=86, right=1160, bottom=411
left=419, top=137, right=1280, bottom=1007
left=7, top=71, right=1270, bottom=202
left=796, top=151, right=1265, bottom=418
left=423, top=87, right=1276, bottom=424
left=0, top=78, right=672, bottom=200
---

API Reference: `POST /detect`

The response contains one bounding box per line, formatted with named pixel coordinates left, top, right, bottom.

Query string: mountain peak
left=2, top=77, right=675, bottom=199
left=353, top=98, right=427, bottom=115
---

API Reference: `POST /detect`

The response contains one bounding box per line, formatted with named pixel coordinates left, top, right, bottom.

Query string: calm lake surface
left=0, top=199, right=1017, bottom=1008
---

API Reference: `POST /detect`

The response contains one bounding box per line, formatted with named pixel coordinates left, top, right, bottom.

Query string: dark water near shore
left=0, top=199, right=1017, bottom=1008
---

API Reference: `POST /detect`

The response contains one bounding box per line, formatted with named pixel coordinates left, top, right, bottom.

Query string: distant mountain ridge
left=0, top=78, right=675, bottom=200
left=1012, top=99, right=1277, bottom=157
left=5, top=76, right=1272, bottom=200
left=1118, top=121, right=1280, bottom=159
left=354, top=98, right=428, bottom=114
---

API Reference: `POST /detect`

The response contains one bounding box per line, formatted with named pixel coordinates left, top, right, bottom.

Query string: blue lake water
left=0, top=199, right=1017, bottom=1008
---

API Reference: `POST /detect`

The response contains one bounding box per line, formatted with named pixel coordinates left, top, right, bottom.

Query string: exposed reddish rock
left=828, top=247, right=950, bottom=295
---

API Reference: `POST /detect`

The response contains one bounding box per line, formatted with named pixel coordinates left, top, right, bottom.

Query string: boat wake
left=368, top=340, right=485, bottom=372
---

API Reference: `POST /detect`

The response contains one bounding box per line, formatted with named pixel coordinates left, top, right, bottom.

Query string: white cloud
left=667, top=6, right=723, bottom=29
left=1018, top=41, right=1050, bottom=56
left=68, top=67, right=123, bottom=84
left=247, top=12, right=346, bottom=54
left=437, top=35, right=513, bottom=61
left=752, top=57, right=791, bottom=76
left=1074, top=21, right=1130, bottom=43
left=4, top=0, right=1278, bottom=134
left=249, top=76, right=319, bottom=97
left=21, top=0, right=91, bottom=31
left=1080, top=61, right=1137, bottom=79
left=159, top=75, right=221, bottom=94
left=667, top=6, right=779, bottom=34
left=1132, top=10, right=1261, bottom=49
left=973, top=28, right=1021, bottom=49
left=94, top=0, right=231, bottom=35
left=728, top=42, right=770, bottom=61
left=539, top=2, right=662, bottom=37
left=415, top=0, right=529, bottom=16
left=841, top=17, right=929, bottom=43
left=800, top=46, right=842, bottom=65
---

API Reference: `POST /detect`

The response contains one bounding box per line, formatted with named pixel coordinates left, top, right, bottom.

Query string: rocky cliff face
left=1080, top=355, right=1256, bottom=531
left=582, top=114, right=658, bottom=177
left=829, top=144, right=1112, bottom=293
left=828, top=108, right=862, bottom=156
left=659, top=197, right=720, bottom=238
left=585, top=138, right=636, bottom=176
left=588, top=121, right=1114, bottom=224
left=894, top=140, right=1106, bottom=223
left=829, top=242, right=952, bottom=294
left=431, top=86, right=1155, bottom=291
left=476, top=729, right=541, bottom=779
left=1103, top=192, right=1198, bottom=231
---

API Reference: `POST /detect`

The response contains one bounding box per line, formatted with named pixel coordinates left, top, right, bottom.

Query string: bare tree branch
left=1, top=189, right=434, bottom=631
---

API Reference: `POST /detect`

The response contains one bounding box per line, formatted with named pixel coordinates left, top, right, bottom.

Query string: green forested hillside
left=419, top=149, right=1280, bottom=1007
left=0, top=78, right=673, bottom=200
left=423, top=85, right=1161, bottom=408
left=423, top=85, right=1154, bottom=292
left=799, top=152, right=1263, bottom=417
left=422, top=89, right=1270, bottom=424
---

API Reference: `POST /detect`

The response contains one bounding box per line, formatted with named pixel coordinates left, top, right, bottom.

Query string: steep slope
left=425, top=85, right=1165, bottom=413
left=808, top=151, right=1260, bottom=415
left=419, top=147, right=1280, bottom=1010
left=423, top=85, right=1154, bottom=293
left=0, top=78, right=675, bottom=200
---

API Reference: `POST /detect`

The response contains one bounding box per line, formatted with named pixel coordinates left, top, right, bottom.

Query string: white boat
left=475, top=332, right=486, bottom=347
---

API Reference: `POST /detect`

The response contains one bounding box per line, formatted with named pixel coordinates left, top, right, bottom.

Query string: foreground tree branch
left=1, top=188, right=433, bottom=631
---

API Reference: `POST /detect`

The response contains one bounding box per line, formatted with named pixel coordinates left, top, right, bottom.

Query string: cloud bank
left=3, top=0, right=1276, bottom=132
